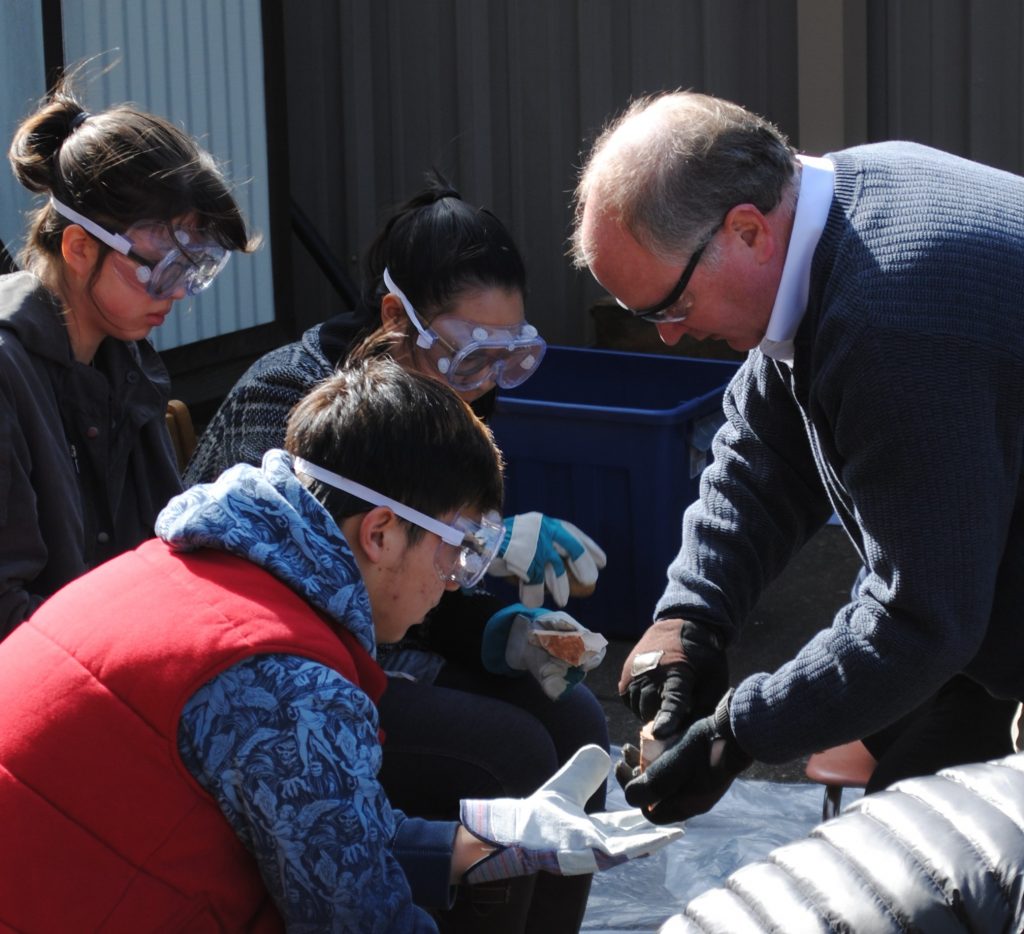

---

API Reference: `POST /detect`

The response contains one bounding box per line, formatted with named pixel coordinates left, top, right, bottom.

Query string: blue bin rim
left=494, top=346, right=739, bottom=424
left=493, top=387, right=726, bottom=424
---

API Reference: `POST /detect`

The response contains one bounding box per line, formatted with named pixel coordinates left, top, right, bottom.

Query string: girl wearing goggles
left=0, top=77, right=254, bottom=640
left=347, top=179, right=544, bottom=404
left=382, top=266, right=545, bottom=393
left=48, top=200, right=231, bottom=302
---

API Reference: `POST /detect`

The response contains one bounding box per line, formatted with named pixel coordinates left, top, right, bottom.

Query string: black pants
left=863, top=673, right=1018, bottom=794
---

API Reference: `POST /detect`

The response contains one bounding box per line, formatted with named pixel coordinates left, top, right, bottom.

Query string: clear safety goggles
left=51, top=197, right=229, bottom=300
left=383, top=267, right=546, bottom=391
left=294, top=457, right=504, bottom=589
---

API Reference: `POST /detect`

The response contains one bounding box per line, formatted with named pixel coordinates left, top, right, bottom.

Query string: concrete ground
left=585, top=522, right=863, bottom=783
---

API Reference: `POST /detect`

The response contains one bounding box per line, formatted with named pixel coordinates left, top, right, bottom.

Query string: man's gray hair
left=571, top=91, right=798, bottom=267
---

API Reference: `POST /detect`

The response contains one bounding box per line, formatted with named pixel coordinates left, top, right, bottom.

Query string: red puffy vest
left=0, top=539, right=386, bottom=932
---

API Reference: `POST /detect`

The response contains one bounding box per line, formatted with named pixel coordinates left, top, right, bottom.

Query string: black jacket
left=0, top=272, right=181, bottom=636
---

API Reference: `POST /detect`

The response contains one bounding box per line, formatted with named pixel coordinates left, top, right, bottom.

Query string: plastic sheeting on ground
left=582, top=748, right=863, bottom=932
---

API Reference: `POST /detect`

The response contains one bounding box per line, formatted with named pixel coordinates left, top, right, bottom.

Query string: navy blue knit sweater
left=656, top=141, right=1024, bottom=762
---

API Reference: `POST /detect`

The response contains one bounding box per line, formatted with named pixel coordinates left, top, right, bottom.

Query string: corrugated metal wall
left=283, top=0, right=799, bottom=347
left=0, top=2, right=46, bottom=260
left=865, top=0, right=1024, bottom=174
left=60, top=0, right=275, bottom=351
left=5, top=0, right=1024, bottom=359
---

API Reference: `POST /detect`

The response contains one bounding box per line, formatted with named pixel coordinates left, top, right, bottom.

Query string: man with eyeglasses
left=0, top=357, right=680, bottom=931
left=570, top=90, right=1024, bottom=829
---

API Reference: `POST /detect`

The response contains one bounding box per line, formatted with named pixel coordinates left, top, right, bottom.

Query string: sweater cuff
left=392, top=813, right=460, bottom=909
left=713, top=688, right=735, bottom=740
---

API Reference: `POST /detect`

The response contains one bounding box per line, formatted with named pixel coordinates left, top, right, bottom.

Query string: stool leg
left=823, top=784, right=843, bottom=821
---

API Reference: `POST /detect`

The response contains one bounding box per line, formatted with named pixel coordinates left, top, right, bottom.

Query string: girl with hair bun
left=0, top=78, right=256, bottom=637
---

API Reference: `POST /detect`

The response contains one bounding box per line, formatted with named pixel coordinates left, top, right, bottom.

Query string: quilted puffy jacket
left=661, top=754, right=1024, bottom=933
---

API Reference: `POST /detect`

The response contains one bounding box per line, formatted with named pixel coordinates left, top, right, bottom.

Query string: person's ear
left=357, top=505, right=403, bottom=567
left=60, top=224, right=101, bottom=278
left=722, top=204, right=775, bottom=264
left=380, top=293, right=407, bottom=331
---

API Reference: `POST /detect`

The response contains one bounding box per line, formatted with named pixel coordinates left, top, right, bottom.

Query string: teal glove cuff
left=481, top=604, right=533, bottom=676
left=560, top=666, right=587, bottom=697
left=482, top=605, right=606, bottom=700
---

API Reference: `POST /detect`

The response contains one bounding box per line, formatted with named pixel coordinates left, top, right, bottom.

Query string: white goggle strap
left=383, top=267, right=435, bottom=350
left=293, top=457, right=463, bottom=547
left=50, top=197, right=134, bottom=256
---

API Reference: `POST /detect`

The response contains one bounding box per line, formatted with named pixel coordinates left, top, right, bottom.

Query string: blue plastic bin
left=488, top=346, right=740, bottom=639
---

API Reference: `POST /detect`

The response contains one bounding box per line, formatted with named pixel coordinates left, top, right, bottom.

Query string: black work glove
left=618, top=618, right=728, bottom=738
left=615, top=689, right=752, bottom=825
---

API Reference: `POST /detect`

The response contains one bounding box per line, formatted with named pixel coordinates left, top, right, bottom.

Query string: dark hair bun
left=8, top=90, right=86, bottom=195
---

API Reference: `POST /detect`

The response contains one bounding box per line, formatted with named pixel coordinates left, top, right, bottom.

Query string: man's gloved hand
left=619, top=618, right=728, bottom=738
left=482, top=604, right=608, bottom=700
left=615, top=689, right=752, bottom=825
left=460, top=744, right=683, bottom=883
left=487, top=512, right=607, bottom=607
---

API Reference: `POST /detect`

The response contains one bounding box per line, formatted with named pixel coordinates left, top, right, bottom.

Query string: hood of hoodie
left=156, top=448, right=375, bottom=655
left=0, top=272, right=76, bottom=366
left=0, top=271, right=171, bottom=400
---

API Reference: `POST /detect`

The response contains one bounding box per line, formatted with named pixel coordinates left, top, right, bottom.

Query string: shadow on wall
left=589, top=297, right=745, bottom=362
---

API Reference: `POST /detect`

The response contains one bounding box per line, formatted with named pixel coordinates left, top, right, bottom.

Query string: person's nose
left=444, top=578, right=462, bottom=592
left=459, top=383, right=491, bottom=404
left=655, top=321, right=687, bottom=346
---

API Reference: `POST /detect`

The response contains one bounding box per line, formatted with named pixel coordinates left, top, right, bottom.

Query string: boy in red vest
left=0, top=357, right=678, bottom=932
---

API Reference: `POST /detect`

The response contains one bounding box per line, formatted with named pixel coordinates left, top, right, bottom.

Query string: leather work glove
left=482, top=604, right=608, bottom=700
left=616, top=689, right=752, bottom=825
left=619, top=618, right=728, bottom=739
left=460, top=744, right=683, bottom=883
left=487, top=512, right=607, bottom=608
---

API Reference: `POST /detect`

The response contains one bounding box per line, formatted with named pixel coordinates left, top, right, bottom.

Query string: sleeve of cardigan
left=184, top=342, right=333, bottom=486
left=654, top=353, right=834, bottom=641
left=731, top=328, right=1024, bottom=762
left=391, top=812, right=460, bottom=908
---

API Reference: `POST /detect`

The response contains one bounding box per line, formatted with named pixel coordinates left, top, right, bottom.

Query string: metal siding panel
left=388, top=1, right=460, bottom=192
left=290, top=0, right=800, bottom=348
left=865, top=0, right=1024, bottom=174
left=454, top=0, right=496, bottom=200
left=0, top=2, right=46, bottom=258
left=929, top=1, right=968, bottom=155
left=16, top=0, right=1024, bottom=357
left=60, top=0, right=274, bottom=350
left=340, top=0, right=383, bottom=277
left=967, top=1, right=1024, bottom=172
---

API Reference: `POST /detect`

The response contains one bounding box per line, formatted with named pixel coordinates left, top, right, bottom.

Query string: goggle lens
left=292, top=457, right=502, bottom=590
left=137, top=242, right=229, bottom=299
left=382, top=268, right=545, bottom=394
left=45, top=201, right=231, bottom=303
left=435, top=510, right=504, bottom=588
left=447, top=342, right=546, bottom=391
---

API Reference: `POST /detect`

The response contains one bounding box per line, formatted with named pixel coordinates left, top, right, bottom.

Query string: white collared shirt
left=758, top=154, right=835, bottom=365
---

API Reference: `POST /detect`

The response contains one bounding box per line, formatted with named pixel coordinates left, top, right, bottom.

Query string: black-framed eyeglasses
left=615, top=228, right=717, bottom=323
